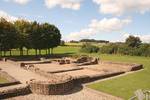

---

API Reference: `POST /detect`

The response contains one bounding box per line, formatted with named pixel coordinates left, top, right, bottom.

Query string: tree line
left=80, top=39, right=109, bottom=43
left=0, top=18, right=61, bottom=56
left=80, top=35, right=150, bottom=57
left=69, top=39, right=109, bottom=43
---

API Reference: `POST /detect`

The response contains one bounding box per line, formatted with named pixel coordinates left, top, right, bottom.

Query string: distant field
left=65, top=42, right=83, bottom=46
left=88, top=54, right=150, bottom=99
left=65, top=42, right=107, bottom=47
left=0, top=77, right=8, bottom=83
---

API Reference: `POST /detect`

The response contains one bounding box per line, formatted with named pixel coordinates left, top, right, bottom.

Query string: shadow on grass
left=4, top=53, right=75, bottom=61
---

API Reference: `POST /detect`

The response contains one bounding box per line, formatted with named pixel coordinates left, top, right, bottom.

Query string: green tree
left=125, top=35, right=141, bottom=48
left=39, top=23, right=61, bottom=55
left=0, top=18, right=18, bottom=56
left=28, top=21, right=40, bottom=56
left=14, top=19, right=32, bottom=56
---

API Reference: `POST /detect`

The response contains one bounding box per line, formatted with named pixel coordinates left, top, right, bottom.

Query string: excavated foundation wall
left=0, top=85, right=31, bottom=99
left=0, top=71, right=20, bottom=87
left=29, top=80, right=74, bottom=95
left=102, top=61, right=143, bottom=71
left=20, top=63, right=75, bottom=95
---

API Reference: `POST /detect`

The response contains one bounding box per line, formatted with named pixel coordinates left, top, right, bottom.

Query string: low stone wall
left=29, top=79, right=74, bottom=95
left=20, top=61, right=51, bottom=66
left=49, top=67, right=83, bottom=73
left=74, top=71, right=125, bottom=84
left=102, top=61, right=143, bottom=71
left=0, top=71, right=20, bottom=87
left=20, top=63, right=75, bottom=95
left=20, top=63, right=58, bottom=79
left=0, top=85, right=31, bottom=99
left=130, top=64, right=143, bottom=71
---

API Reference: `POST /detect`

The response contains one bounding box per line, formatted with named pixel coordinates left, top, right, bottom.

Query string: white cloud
left=93, top=0, right=150, bottom=15
left=0, top=10, right=18, bottom=22
left=123, top=33, right=150, bottom=43
left=45, top=0, right=83, bottom=10
left=66, top=17, right=131, bottom=40
left=4, top=0, right=31, bottom=5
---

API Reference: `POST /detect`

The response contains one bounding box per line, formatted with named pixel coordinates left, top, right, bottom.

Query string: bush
left=80, top=43, right=99, bottom=53
left=100, top=43, right=118, bottom=54
left=100, top=43, right=150, bottom=57
left=138, top=44, right=150, bottom=57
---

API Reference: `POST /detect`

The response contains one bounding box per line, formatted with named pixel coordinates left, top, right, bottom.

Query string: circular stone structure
left=29, top=74, right=74, bottom=95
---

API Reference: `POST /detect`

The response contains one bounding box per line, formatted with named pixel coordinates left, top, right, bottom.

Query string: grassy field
left=65, top=42, right=107, bottom=47
left=0, top=77, right=8, bottom=83
left=88, top=54, right=150, bottom=99
left=65, top=42, right=83, bottom=46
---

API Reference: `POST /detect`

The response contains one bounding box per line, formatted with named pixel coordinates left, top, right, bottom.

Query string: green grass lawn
left=65, top=42, right=107, bottom=47
left=88, top=54, right=150, bottom=99
left=0, top=77, right=8, bottom=83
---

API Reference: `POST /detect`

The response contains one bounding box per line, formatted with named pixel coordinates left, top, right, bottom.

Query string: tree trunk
left=46, top=49, right=47, bottom=55
left=4, top=50, right=6, bottom=57
left=35, top=49, right=37, bottom=56
left=51, top=48, right=53, bottom=54
left=0, top=50, right=2, bottom=57
left=20, top=48, right=23, bottom=56
left=26, top=49, right=29, bottom=56
left=9, top=50, right=12, bottom=56
left=39, top=49, right=41, bottom=56
left=48, top=48, right=50, bottom=55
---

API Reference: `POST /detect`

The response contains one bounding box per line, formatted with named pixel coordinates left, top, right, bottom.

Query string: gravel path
left=6, top=86, right=122, bottom=100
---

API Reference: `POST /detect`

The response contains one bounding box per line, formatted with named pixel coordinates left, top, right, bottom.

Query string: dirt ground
left=32, top=61, right=134, bottom=78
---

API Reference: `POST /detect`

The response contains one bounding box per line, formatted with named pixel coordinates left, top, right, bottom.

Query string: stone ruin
left=0, top=56, right=144, bottom=99
left=57, top=59, right=71, bottom=65
left=50, top=56, right=99, bottom=65
left=18, top=56, right=101, bottom=95
left=74, top=56, right=99, bottom=66
left=29, top=74, right=74, bottom=95
left=20, top=62, right=74, bottom=95
left=0, top=70, right=20, bottom=87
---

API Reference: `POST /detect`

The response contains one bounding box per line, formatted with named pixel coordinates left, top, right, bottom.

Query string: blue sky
left=0, top=0, right=150, bottom=42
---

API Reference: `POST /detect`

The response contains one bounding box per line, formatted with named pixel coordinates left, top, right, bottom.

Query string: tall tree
left=0, top=18, right=18, bottom=56
left=39, top=23, right=61, bottom=54
left=14, top=19, right=32, bottom=56
left=125, top=35, right=141, bottom=48
left=29, top=21, right=41, bottom=56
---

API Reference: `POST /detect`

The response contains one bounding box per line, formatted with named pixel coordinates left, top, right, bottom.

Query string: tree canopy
left=125, top=35, right=141, bottom=48
left=0, top=18, right=18, bottom=55
left=0, top=18, right=61, bottom=56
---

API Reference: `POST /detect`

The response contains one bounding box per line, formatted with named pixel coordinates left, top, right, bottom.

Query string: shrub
left=80, top=43, right=99, bottom=53
left=100, top=43, right=150, bottom=57
left=138, top=44, right=150, bottom=57
left=100, top=43, right=118, bottom=54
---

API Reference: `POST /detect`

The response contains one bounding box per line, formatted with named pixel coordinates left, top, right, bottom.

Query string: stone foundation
left=29, top=78, right=74, bottom=95
left=19, top=59, right=143, bottom=96
left=20, top=63, right=75, bottom=95
left=0, top=70, right=20, bottom=87
left=0, top=85, right=31, bottom=99
left=74, top=71, right=125, bottom=84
